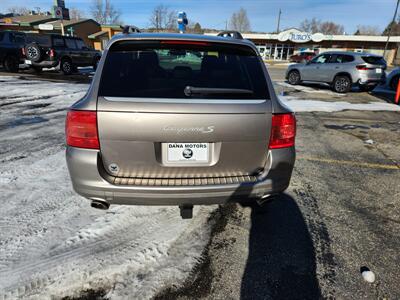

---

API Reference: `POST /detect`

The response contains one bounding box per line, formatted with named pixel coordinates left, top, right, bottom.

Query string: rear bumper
left=66, top=146, right=296, bottom=206
left=30, top=60, right=59, bottom=68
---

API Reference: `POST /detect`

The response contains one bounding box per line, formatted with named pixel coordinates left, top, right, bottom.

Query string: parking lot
left=0, top=66, right=399, bottom=299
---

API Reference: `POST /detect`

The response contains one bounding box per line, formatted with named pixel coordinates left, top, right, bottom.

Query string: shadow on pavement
left=240, top=194, right=321, bottom=300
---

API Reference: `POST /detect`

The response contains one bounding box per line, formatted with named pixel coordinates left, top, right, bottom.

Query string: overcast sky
left=1, top=0, right=398, bottom=34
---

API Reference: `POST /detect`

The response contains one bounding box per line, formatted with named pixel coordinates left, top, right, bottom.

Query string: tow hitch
left=179, top=205, right=193, bottom=219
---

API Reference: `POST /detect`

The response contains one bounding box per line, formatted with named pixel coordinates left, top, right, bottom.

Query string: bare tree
left=229, top=8, right=251, bottom=32
left=149, top=4, right=176, bottom=31
left=354, top=25, right=380, bottom=36
left=299, top=18, right=344, bottom=34
left=299, top=18, right=320, bottom=33
left=186, top=21, right=203, bottom=34
left=7, top=6, right=30, bottom=15
left=70, top=7, right=86, bottom=20
left=91, top=0, right=121, bottom=24
left=319, top=21, right=344, bottom=34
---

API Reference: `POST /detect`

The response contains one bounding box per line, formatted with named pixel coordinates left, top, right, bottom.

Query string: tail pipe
left=90, top=198, right=110, bottom=210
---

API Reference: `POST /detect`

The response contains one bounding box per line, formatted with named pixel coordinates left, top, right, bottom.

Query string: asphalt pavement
left=155, top=68, right=400, bottom=300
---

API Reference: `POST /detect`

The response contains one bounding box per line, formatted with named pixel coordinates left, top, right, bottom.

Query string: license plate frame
left=162, top=142, right=212, bottom=166
left=375, top=68, right=382, bottom=74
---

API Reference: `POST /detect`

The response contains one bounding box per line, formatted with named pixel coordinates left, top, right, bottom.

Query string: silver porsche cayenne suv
left=65, top=32, right=296, bottom=218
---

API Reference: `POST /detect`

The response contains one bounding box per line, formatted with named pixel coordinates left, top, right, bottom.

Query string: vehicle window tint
left=65, top=38, right=77, bottom=49
left=99, top=41, right=269, bottom=99
left=329, top=54, right=354, bottom=63
left=53, top=37, right=65, bottom=47
left=311, top=54, right=330, bottom=64
left=27, top=34, right=51, bottom=47
left=75, top=39, right=87, bottom=49
left=341, top=55, right=354, bottom=63
left=13, top=33, right=25, bottom=45
left=362, top=56, right=386, bottom=65
left=0, top=32, right=4, bottom=42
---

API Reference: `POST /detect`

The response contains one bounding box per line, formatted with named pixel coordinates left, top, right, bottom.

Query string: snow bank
left=0, top=76, right=214, bottom=299
left=279, top=96, right=400, bottom=112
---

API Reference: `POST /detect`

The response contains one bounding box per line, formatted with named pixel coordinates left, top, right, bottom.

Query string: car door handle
left=335, top=66, right=340, bottom=69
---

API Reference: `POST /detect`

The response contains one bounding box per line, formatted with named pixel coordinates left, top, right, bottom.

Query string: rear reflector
left=66, top=110, right=99, bottom=149
left=269, top=113, right=296, bottom=149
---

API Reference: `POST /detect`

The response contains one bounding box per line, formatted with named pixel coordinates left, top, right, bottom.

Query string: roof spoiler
left=217, top=31, right=243, bottom=40
left=122, top=25, right=141, bottom=34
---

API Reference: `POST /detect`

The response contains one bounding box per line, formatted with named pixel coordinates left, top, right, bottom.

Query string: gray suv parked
left=286, top=51, right=386, bottom=93
left=65, top=32, right=296, bottom=218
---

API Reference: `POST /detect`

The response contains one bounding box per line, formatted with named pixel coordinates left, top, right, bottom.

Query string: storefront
left=241, top=28, right=400, bottom=65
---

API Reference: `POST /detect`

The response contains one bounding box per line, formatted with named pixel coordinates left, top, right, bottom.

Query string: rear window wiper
left=184, top=86, right=254, bottom=97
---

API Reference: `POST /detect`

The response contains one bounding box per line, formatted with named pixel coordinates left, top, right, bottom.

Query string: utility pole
left=276, top=9, right=282, bottom=33
left=383, top=0, right=400, bottom=58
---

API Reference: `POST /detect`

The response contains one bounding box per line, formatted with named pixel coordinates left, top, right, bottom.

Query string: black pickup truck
left=24, top=34, right=101, bottom=75
left=0, top=31, right=26, bottom=72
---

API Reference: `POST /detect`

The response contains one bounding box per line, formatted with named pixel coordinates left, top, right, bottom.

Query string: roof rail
left=122, top=25, right=141, bottom=34
left=217, top=31, right=243, bottom=39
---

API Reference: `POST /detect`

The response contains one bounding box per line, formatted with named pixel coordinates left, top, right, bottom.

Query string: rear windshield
left=99, top=41, right=269, bottom=99
left=362, top=56, right=386, bottom=65
left=26, top=34, right=51, bottom=47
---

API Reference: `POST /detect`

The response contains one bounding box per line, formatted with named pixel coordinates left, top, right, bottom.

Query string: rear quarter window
left=65, top=38, right=77, bottom=49
left=362, top=56, right=386, bottom=65
left=27, top=34, right=51, bottom=47
left=99, top=41, right=269, bottom=99
left=53, top=37, right=65, bottom=47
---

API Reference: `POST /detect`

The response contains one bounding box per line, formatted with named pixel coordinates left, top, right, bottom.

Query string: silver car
left=286, top=51, right=386, bottom=93
left=65, top=32, right=296, bottom=218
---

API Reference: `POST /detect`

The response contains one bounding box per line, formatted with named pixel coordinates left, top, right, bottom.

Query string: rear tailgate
left=96, top=39, right=272, bottom=179
left=360, top=55, right=387, bottom=81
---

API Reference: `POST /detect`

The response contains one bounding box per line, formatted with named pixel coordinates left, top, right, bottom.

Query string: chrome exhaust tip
left=90, top=198, right=110, bottom=210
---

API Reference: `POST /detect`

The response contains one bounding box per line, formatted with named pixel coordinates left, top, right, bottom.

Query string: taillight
left=66, top=110, right=99, bottom=149
left=21, top=47, right=25, bottom=56
left=269, top=113, right=296, bottom=149
left=356, top=65, right=370, bottom=71
left=49, top=48, right=55, bottom=57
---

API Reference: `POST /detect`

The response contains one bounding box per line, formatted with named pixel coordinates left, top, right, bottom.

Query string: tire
left=288, top=70, right=301, bottom=85
left=390, top=75, right=400, bottom=91
left=359, top=85, right=376, bottom=92
left=332, top=75, right=351, bottom=93
left=60, top=58, right=73, bottom=75
left=4, top=55, right=19, bottom=72
left=25, top=43, right=42, bottom=62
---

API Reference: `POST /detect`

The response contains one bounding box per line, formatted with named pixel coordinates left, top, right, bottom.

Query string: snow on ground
left=279, top=95, right=400, bottom=112
left=0, top=76, right=214, bottom=299
left=275, top=81, right=347, bottom=96
left=0, top=75, right=399, bottom=299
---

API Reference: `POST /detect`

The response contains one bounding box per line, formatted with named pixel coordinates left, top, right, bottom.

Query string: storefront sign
left=38, top=24, right=54, bottom=30
left=277, top=29, right=325, bottom=43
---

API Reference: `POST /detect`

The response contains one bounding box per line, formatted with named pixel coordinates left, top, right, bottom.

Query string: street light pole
left=383, top=0, right=400, bottom=59
left=276, top=9, right=282, bottom=33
